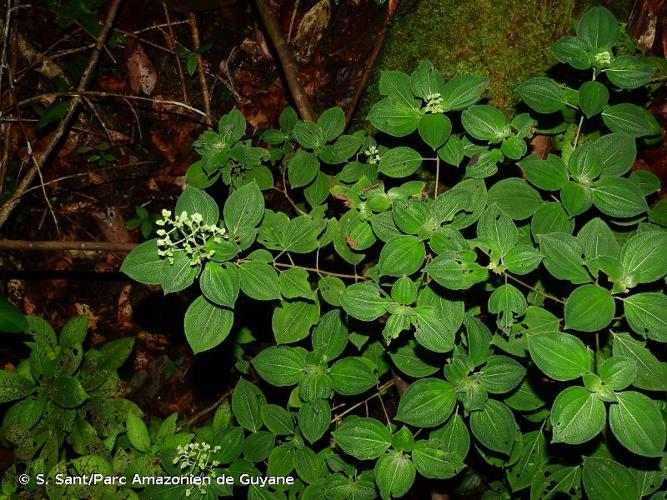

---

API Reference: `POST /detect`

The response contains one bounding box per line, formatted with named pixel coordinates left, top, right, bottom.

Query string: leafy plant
left=175, top=42, right=213, bottom=77
left=126, top=205, right=161, bottom=239
left=76, top=143, right=117, bottom=167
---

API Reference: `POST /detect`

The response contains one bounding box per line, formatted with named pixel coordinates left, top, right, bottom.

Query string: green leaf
left=218, top=108, right=246, bottom=144
left=501, top=136, right=528, bottom=160
left=279, top=106, right=298, bottom=131
left=374, top=451, right=416, bottom=499
left=602, top=103, right=660, bottom=137
left=578, top=81, right=609, bottom=118
left=330, top=357, right=377, bottom=396
left=438, top=136, right=465, bottom=166
left=0, top=297, right=27, bottom=333
left=391, top=276, right=418, bottom=305
left=516, top=77, right=566, bottom=114
left=378, top=235, right=426, bottom=277
left=539, top=233, right=591, bottom=284
left=159, top=251, right=198, bottom=294
left=243, top=431, right=275, bottom=463
left=461, top=105, right=507, bottom=142
left=469, top=399, right=516, bottom=455
left=591, top=177, right=647, bottom=218
left=620, top=230, right=667, bottom=285
left=293, top=121, right=326, bottom=149
left=175, top=186, right=219, bottom=225
left=418, top=113, right=451, bottom=150
left=0, top=370, right=35, bottom=403
left=507, top=430, right=548, bottom=492
left=318, top=276, right=345, bottom=307
left=487, top=179, right=543, bottom=220
left=609, top=391, right=665, bottom=457
left=238, top=261, right=280, bottom=300
left=312, top=309, right=348, bottom=361
left=49, top=375, right=88, bottom=408
left=582, top=457, right=639, bottom=500
left=599, top=356, right=636, bottom=391
left=332, top=417, right=392, bottom=460
left=272, top=299, right=320, bottom=344
left=624, top=293, right=667, bottom=342
left=612, top=332, right=667, bottom=391
left=577, top=217, right=620, bottom=261
left=367, top=98, right=421, bottom=137
left=200, top=262, right=239, bottom=307
left=411, top=442, right=464, bottom=479
left=231, top=378, right=266, bottom=432
left=564, top=285, right=615, bottom=332
left=340, top=282, right=386, bottom=322
left=480, top=355, right=526, bottom=394
left=561, top=181, right=593, bottom=217
left=279, top=268, right=314, bottom=300
left=379, top=70, right=415, bottom=107
left=430, top=413, right=470, bottom=461
left=593, top=133, right=636, bottom=177
left=389, top=340, right=440, bottom=378
left=528, top=333, right=593, bottom=381
left=304, top=171, right=330, bottom=208
left=396, top=378, right=456, bottom=428
left=531, top=202, right=574, bottom=237
left=551, top=386, right=606, bottom=444
left=568, top=142, right=601, bottom=183
left=251, top=346, right=307, bottom=386
left=606, top=56, right=655, bottom=89
left=223, top=181, right=265, bottom=236
left=378, top=147, right=422, bottom=178
left=426, top=251, right=488, bottom=290
left=477, top=204, right=518, bottom=259
left=126, top=412, right=151, bottom=453
left=530, top=465, right=582, bottom=500
left=298, top=399, right=330, bottom=444
left=504, top=245, right=542, bottom=275
left=518, top=154, right=568, bottom=191
left=318, top=107, right=345, bottom=141
left=576, top=6, right=618, bottom=51
left=260, top=404, right=294, bottom=435
left=551, top=36, right=591, bottom=69
left=120, top=239, right=162, bottom=285
left=410, top=61, right=445, bottom=99
left=59, top=315, right=88, bottom=347
left=99, top=337, right=134, bottom=370
left=440, top=75, right=488, bottom=110
left=488, top=284, right=527, bottom=333
left=288, top=150, right=319, bottom=188
left=184, top=296, right=234, bottom=353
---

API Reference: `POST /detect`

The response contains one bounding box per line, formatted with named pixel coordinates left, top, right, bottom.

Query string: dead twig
left=0, top=0, right=125, bottom=230
left=162, top=1, right=189, bottom=104
left=253, top=0, right=316, bottom=121
left=188, top=11, right=213, bottom=127
left=0, top=239, right=136, bottom=252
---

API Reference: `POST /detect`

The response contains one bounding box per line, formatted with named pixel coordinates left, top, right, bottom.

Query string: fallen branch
left=0, top=0, right=125, bottom=230
left=0, top=240, right=136, bottom=252
left=188, top=12, right=213, bottom=126
left=254, top=0, right=316, bottom=121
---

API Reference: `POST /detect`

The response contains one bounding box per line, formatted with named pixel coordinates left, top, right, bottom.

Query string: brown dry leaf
left=151, top=129, right=177, bottom=162
left=92, top=208, right=132, bottom=244
left=293, top=0, right=331, bottom=63
left=99, top=74, right=129, bottom=92
left=126, top=43, right=157, bottom=95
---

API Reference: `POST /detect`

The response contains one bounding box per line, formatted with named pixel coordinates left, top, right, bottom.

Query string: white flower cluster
left=364, top=145, right=381, bottom=165
left=155, top=209, right=226, bottom=266
left=172, top=442, right=222, bottom=496
left=424, top=92, right=445, bottom=114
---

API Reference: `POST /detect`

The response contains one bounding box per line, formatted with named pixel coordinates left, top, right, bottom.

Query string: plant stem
left=434, top=155, right=440, bottom=199
left=504, top=273, right=565, bottom=304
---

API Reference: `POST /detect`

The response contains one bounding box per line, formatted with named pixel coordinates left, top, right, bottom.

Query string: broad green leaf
left=461, top=105, right=507, bottom=142
left=530, top=465, right=582, bottom=500
left=374, top=451, right=416, bottom=499
left=620, top=230, right=667, bottom=285
left=379, top=70, right=415, bottom=107
left=340, top=282, right=386, bottom=321
left=251, top=346, right=307, bottom=386
left=260, top=404, right=294, bottom=435
left=238, top=261, right=280, bottom=301
left=599, top=356, right=636, bottom=391
left=568, top=143, right=601, bottom=183
left=609, top=391, right=665, bottom=457
left=231, top=378, right=266, bottom=432
left=507, top=430, right=548, bottom=491
left=501, top=136, right=527, bottom=160
left=551, top=36, right=591, bottom=69
left=200, top=262, right=239, bottom=307
left=504, top=379, right=545, bottom=412
left=272, top=299, right=320, bottom=344
left=410, top=60, right=445, bottom=99
left=518, top=154, right=568, bottom=191
left=539, top=233, right=591, bottom=284
left=623, top=293, right=667, bottom=342
left=488, top=284, right=526, bottom=333
left=528, top=333, right=593, bottom=381
left=469, top=399, right=516, bottom=455
left=312, top=309, right=348, bottom=361
left=438, top=136, right=465, bottom=166
left=418, top=113, right=451, bottom=150
left=429, top=413, right=470, bottom=461
left=593, top=133, right=636, bottom=177
left=223, top=181, right=265, bottom=236
left=396, top=378, right=456, bottom=428
left=578, top=81, right=608, bottom=118
left=531, top=202, right=574, bottom=237
left=582, top=457, right=639, bottom=500
left=576, top=6, right=618, bottom=51
left=49, top=375, right=88, bottom=408
left=288, top=150, right=319, bottom=188
left=243, top=431, right=275, bottom=463
left=99, top=337, right=135, bottom=370
left=591, top=177, right=647, bottom=218
left=516, top=77, right=566, bottom=114
left=332, top=417, right=392, bottom=460
left=391, top=276, right=418, bottom=305
left=293, top=120, right=326, bottom=149
left=175, top=185, right=219, bottom=225
left=390, top=340, right=440, bottom=378
left=0, top=297, right=27, bottom=333
left=126, top=412, right=151, bottom=453
left=487, top=179, right=543, bottom=220
left=606, top=56, right=655, bottom=90
left=318, top=276, right=345, bottom=307
left=602, top=103, right=660, bottom=137
left=318, top=107, right=345, bottom=141
left=120, top=239, right=162, bottom=285
left=564, top=285, right=615, bottom=332
left=378, top=147, right=422, bottom=178
left=278, top=267, right=314, bottom=300
left=480, top=355, right=526, bottom=394
left=551, top=386, right=605, bottom=444
left=0, top=370, right=35, bottom=403
left=411, top=442, right=464, bottom=479
left=612, top=332, right=667, bottom=391
left=184, top=296, right=234, bottom=353
left=159, top=251, right=199, bottom=294
left=504, top=245, right=542, bottom=275
left=577, top=217, right=620, bottom=261
left=426, top=251, right=488, bottom=290
left=297, top=400, right=330, bottom=446
left=561, top=181, right=593, bottom=217
left=304, top=171, right=330, bottom=207
left=367, top=98, right=421, bottom=137
left=378, top=235, right=425, bottom=277
left=441, top=75, right=488, bottom=110
left=330, top=357, right=377, bottom=396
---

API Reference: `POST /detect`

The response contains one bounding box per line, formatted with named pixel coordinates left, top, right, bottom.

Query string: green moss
left=352, top=0, right=632, bottom=129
